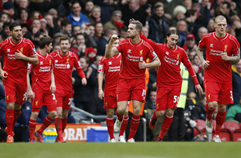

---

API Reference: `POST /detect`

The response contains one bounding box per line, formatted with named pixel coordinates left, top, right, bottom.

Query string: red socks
left=205, top=104, right=216, bottom=120
left=29, top=119, right=37, bottom=140
left=158, top=115, right=173, bottom=139
left=38, top=116, right=53, bottom=134
left=55, top=118, right=63, bottom=138
left=13, top=110, right=21, bottom=129
left=214, top=110, right=226, bottom=135
left=6, top=109, right=14, bottom=136
left=128, top=114, right=140, bottom=139
left=106, top=117, right=115, bottom=139
left=62, top=118, right=67, bottom=133
left=116, top=110, right=123, bottom=122
left=119, top=116, right=129, bottom=136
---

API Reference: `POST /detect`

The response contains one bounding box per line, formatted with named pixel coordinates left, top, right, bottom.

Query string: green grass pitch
left=0, top=142, right=241, bottom=158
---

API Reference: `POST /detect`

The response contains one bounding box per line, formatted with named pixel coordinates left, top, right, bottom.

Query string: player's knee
left=165, top=109, right=174, bottom=117
left=30, top=112, right=39, bottom=120
left=117, top=107, right=125, bottom=115
left=7, top=102, right=15, bottom=109
left=208, top=102, right=217, bottom=110
left=156, top=110, right=165, bottom=118
left=49, top=111, right=57, bottom=119
left=218, top=105, right=226, bottom=112
left=106, top=110, right=114, bottom=118
left=133, top=108, right=140, bottom=115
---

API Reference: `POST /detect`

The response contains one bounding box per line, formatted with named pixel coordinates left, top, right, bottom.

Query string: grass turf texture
left=0, top=142, right=240, bottom=158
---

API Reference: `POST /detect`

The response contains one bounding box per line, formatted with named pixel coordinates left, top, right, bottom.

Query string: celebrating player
left=98, top=39, right=129, bottom=143
left=0, top=22, right=38, bottom=143
left=51, top=36, right=87, bottom=142
left=105, top=20, right=161, bottom=142
left=197, top=15, right=240, bottom=142
left=140, top=29, right=203, bottom=141
left=27, top=37, right=57, bottom=143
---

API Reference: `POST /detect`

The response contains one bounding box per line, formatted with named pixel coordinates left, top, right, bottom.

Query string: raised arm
left=105, top=34, right=119, bottom=58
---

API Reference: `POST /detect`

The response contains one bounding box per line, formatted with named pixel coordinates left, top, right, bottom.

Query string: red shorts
left=3, top=79, right=27, bottom=105
left=56, top=90, right=73, bottom=110
left=31, top=90, right=57, bottom=112
left=104, top=90, right=117, bottom=109
left=117, top=78, right=146, bottom=102
left=156, top=87, right=181, bottom=111
left=204, top=80, right=233, bottom=104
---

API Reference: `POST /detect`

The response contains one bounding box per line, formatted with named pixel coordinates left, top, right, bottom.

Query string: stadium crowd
left=0, top=0, right=241, bottom=142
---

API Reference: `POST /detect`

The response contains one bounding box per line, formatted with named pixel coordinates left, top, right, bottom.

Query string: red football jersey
left=98, top=53, right=121, bottom=91
left=0, top=38, right=37, bottom=82
left=51, top=50, right=85, bottom=92
left=28, top=52, right=53, bottom=91
left=115, top=38, right=157, bottom=79
left=199, top=32, right=240, bottom=83
left=140, top=33, right=198, bottom=87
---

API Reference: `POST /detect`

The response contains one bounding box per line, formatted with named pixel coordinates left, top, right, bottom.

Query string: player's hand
left=110, top=34, right=118, bottom=43
left=27, top=89, right=34, bottom=99
left=15, top=50, right=25, bottom=60
left=0, top=70, right=8, bottom=81
left=50, top=83, right=56, bottom=93
left=202, top=60, right=210, bottom=68
left=82, top=78, right=87, bottom=85
left=72, top=77, right=76, bottom=84
left=139, top=61, right=147, bottom=69
left=129, top=18, right=135, bottom=23
left=221, top=52, right=229, bottom=61
left=195, top=84, right=203, bottom=94
left=98, top=89, right=104, bottom=100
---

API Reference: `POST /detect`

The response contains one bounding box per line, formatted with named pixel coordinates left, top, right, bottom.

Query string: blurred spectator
left=207, top=19, right=215, bottom=33
left=30, top=19, right=43, bottom=47
left=53, top=43, right=61, bottom=51
left=60, top=19, right=72, bottom=37
left=196, top=26, right=208, bottom=45
left=70, top=33, right=88, bottom=57
left=171, top=5, right=186, bottom=27
left=0, top=22, right=11, bottom=41
left=44, top=13, right=60, bottom=37
left=120, top=0, right=148, bottom=26
left=97, top=28, right=117, bottom=56
left=21, top=23, right=31, bottom=39
left=29, top=0, right=62, bottom=15
left=141, top=25, right=149, bottom=38
left=177, top=20, right=188, bottom=47
left=226, top=97, right=241, bottom=123
left=86, top=47, right=97, bottom=63
left=83, top=0, right=94, bottom=17
left=67, top=1, right=89, bottom=27
left=148, top=2, right=170, bottom=43
left=16, top=8, right=32, bottom=29
left=183, top=33, right=197, bottom=52
left=88, top=5, right=102, bottom=26
left=53, top=32, right=64, bottom=45
left=2, top=1, right=15, bottom=18
left=0, top=12, right=12, bottom=24
left=103, top=10, right=124, bottom=34
left=72, top=56, right=97, bottom=114
left=184, top=0, right=193, bottom=10
left=119, top=25, right=128, bottom=40
left=94, top=22, right=103, bottom=40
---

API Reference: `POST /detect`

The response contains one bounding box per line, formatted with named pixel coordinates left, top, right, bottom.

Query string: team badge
left=66, top=58, right=69, bottom=63
left=20, top=47, right=23, bottom=52
left=224, top=45, right=228, bottom=52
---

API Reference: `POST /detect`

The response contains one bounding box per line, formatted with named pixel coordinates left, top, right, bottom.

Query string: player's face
left=166, top=34, right=179, bottom=49
left=60, top=39, right=70, bottom=53
left=11, top=26, right=22, bottom=42
left=215, top=19, right=227, bottom=35
left=127, top=23, right=138, bottom=38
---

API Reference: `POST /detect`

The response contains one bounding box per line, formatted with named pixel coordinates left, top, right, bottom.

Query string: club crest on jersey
left=7, top=49, right=10, bottom=52
left=35, top=101, right=38, bottom=106
left=49, top=60, right=51, bottom=65
left=20, top=47, right=23, bottom=52
left=177, top=54, right=180, bottom=60
left=127, top=49, right=131, bottom=53
left=210, top=44, right=213, bottom=47
left=166, top=52, right=169, bottom=55
left=224, top=45, right=228, bottom=52
left=66, top=58, right=69, bottom=63
left=140, top=50, right=143, bottom=55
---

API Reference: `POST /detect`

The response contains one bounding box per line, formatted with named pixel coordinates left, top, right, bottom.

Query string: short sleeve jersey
left=50, top=50, right=81, bottom=92
left=115, top=38, right=157, bottom=79
left=0, top=38, right=36, bottom=82
left=98, top=53, right=121, bottom=91
left=28, top=52, right=53, bottom=91
left=198, top=32, right=240, bottom=83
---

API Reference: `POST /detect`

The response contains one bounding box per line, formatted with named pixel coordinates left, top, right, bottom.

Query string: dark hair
left=39, top=37, right=53, bottom=49
left=61, top=19, right=72, bottom=27
left=222, top=2, right=231, bottom=9
left=80, top=56, right=90, bottom=65
left=59, top=36, right=69, bottom=43
left=10, top=22, right=21, bottom=31
left=164, top=29, right=179, bottom=43
left=18, top=7, right=29, bottom=19
left=130, top=20, right=143, bottom=32
left=120, top=25, right=128, bottom=32
left=75, top=33, right=85, bottom=39
left=71, top=0, right=80, bottom=7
